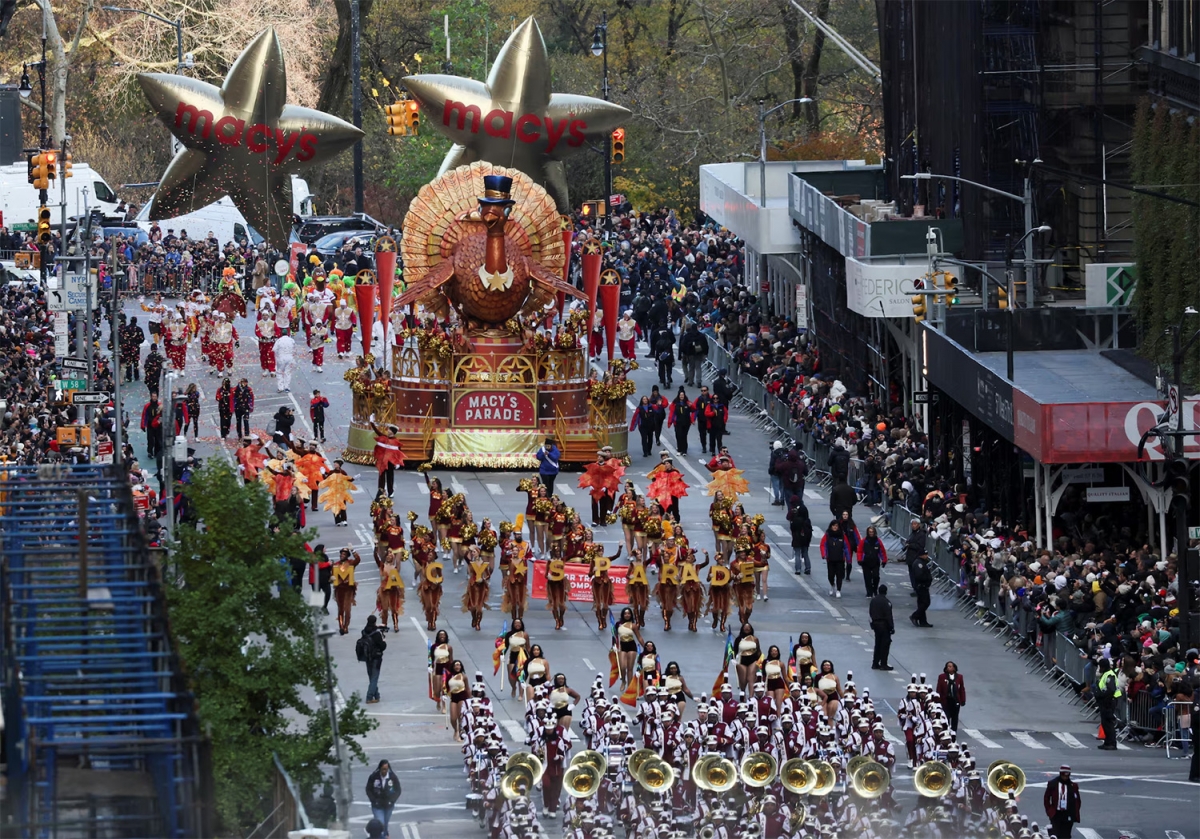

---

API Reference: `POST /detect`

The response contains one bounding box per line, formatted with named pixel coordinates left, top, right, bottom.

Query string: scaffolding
left=1, top=464, right=208, bottom=838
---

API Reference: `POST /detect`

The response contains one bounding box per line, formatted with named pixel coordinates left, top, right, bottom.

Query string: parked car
left=290, top=213, right=388, bottom=245
left=314, top=230, right=378, bottom=256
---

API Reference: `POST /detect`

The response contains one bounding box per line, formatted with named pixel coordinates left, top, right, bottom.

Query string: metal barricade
left=1121, top=690, right=1162, bottom=743
left=1055, top=633, right=1089, bottom=688
left=1164, top=700, right=1192, bottom=758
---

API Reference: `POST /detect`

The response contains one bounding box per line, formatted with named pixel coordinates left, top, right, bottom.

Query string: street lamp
left=308, top=590, right=352, bottom=829
left=1000, top=225, right=1052, bottom=380
left=102, top=7, right=185, bottom=71
left=902, top=168, right=1042, bottom=307
left=591, top=12, right=610, bottom=233
left=757, top=97, right=812, bottom=209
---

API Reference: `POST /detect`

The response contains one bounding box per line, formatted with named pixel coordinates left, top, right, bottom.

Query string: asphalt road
left=115, top=298, right=1200, bottom=839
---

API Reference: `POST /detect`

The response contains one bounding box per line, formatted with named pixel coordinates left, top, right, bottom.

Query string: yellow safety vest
left=1098, top=670, right=1122, bottom=699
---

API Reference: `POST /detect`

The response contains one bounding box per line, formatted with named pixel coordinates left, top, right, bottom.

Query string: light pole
left=102, top=7, right=187, bottom=70
left=309, top=590, right=352, bottom=829
left=18, top=13, right=50, bottom=287
left=902, top=169, right=1041, bottom=307
left=103, top=8, right=192, bottom=156
left=757, top=97, right=812, bottom=209
left=591, top=14, right=610, bottom=232
left=1001, top=225, right=1051, bottom=380
left=351, top=0, right=363, bottom=213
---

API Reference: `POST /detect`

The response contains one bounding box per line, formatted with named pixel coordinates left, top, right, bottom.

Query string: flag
left=711, top=627, right=734, bottom=695
left=516, top=647, right=528, bottom=683
left=620, top=672, right=641, bottom=706
left=787, top=634, right=797, bottom=683
left=491, top=619, right=509, bottom=675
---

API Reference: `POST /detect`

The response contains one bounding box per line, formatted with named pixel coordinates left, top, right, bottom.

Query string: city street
left=118, top=298, right=1200, bottom=839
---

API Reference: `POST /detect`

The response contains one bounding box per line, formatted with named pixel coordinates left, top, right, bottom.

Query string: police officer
left=909, top=550, right=933, bottom=628
left=1095, top=657, right=1122, bottom=750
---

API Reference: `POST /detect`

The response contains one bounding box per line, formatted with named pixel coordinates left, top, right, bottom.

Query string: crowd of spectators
left=585, top=207, right=1197, bottom=734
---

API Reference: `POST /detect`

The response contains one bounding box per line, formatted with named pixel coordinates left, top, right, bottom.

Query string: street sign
left=1167, top=384, right=1180, bottom=424
left=56, top=378, right=87, bottom=391
left=60, top=356, right=89, bottom=372
left=69, top=391, right=109, bottom=406
left=52, top=311, right=69, bottom=358
left=1189, top=527, right=1200, bottom=540
left=96, top=440, right=114, bottom=465
left=913, top=391, right=939, bottom=404
left=61, top=274, right=94, bottom=312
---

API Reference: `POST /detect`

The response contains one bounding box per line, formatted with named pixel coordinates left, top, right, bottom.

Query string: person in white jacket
left=274, top=332, right=296, bottom=393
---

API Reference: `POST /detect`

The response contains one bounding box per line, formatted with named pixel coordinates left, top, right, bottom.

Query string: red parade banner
left=452, top=390, right=537, bottom=428
left=289, top=241, right=306, bottom=277
left=354, top=282, right=376, bottom=357
left=375, top=238, right=396, bottom=343
left=530, top=560, right=629, bottom=604
left=600, top=275, right=620, bottom=361
left=581, top=247, right=602, bottom=336
left=557, top=219, right=573, bottom=317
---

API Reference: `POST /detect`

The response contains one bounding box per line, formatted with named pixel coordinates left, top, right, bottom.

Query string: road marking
left=287, top=390, right=315, bottom=437
left=501, top=719, right=525, bottom=743
left=769, top=524, right=790, bottom=540
left=883, top=729, right=904, bottom=746
left=365, top=712, right=448, bottom=718
left=408, top=615, right=429, bottom=645
left=1075, top=830, right=1102, bottom=839
left=582, top=658, right=596, bottom=672
left=805, top=490, right=822, bottom=500
left=558, top=483, right=575, bottom=496
left=417, top=482, right=429, bottom=495
left=487, top=483, right=504, bottom=496
left=1009, top=731, right=1048, bottom=749
left=1116, top=741, right=1131, bottom=751
left=963, top=729, right=1002, bottom=749
left=450, top=477, right=469, bottom=495
left=1053, top=732, right=1088, bottom=749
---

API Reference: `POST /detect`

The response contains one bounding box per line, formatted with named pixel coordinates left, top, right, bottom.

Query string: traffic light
left=911, top=294, right=926, bottom=322
left=405, top=99, right=420, bottom=135
left=941, top=271, right=957, bottom=306
left=44, top=149, right=57, bottom=181
left=31, top=153, right=50, bottom=191
left=996, top=283, right=1008, bottom=310
left=26, top=152, right=35, bottom=185
left=1163, top=451, right=1191, bottom=506
left=610, top=127, right=625, bottom=164
left=580, top=199, right=604, bottom=219
left=36, top=206, right=52, bottom=246
left=384, top=101, right=407, bottom=136
left=62, top=149, right=73, bottom=179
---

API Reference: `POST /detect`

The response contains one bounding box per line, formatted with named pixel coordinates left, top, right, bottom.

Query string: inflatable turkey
left=397, top=164, right=584, bottom=327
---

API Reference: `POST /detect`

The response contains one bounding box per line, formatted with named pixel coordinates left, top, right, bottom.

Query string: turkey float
left=397, top=164, right=585, bottom=329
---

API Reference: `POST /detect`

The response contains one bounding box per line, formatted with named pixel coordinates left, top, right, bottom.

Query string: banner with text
left=846, top=258, right=960, bottom=319
left=529, top=560, right=629, bottom=604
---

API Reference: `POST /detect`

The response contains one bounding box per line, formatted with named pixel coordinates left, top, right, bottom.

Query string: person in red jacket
left=936, top=661, right=967, bottom=732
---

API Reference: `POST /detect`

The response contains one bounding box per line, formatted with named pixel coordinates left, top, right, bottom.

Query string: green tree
left=168, top=461, right=376, bottom=834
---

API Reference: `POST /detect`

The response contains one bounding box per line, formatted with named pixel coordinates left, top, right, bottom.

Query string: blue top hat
left=480, top=174, right=516, bottom=205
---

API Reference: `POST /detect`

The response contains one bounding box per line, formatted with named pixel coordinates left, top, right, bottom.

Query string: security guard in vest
left=1095, top=657, right=1122, bottom=750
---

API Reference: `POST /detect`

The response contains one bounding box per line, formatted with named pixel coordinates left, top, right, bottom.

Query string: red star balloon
left=138, top=28, right=363, bottom=249
left=402, top=16, right=630, bottom=214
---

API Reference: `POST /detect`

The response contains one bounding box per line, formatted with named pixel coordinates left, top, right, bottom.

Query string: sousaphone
left=779, top=758, right=817, bottom=795
left=914, top=760, right=953, bottom=798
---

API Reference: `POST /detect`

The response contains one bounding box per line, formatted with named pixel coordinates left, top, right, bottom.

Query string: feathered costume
left=579, top=459, right=626, bottom=499
left=461, top=560, right=492, bottom=630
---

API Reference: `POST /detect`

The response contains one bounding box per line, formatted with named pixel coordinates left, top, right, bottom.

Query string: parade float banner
left=599, top=269, right=620, bottom=361
left=354, top=281, right=376, bottom=357
left=581, top=241, right=602, bottom=336
left=452, top=391, right=537, bottom=428
left=375, top=237, right=397, bottom=342
left=530, top=560, right=629, bottom=604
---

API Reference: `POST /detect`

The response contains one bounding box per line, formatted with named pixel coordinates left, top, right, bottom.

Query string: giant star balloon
left=138, top=29, right=363, bottom=249
left=403, top=16, right=630, bottom=214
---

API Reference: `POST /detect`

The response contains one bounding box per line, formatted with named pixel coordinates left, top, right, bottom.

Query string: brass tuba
left=505, top=751, right=545, bottom=785
left=500, top=764, right=534, bottom=800
left=627, top=748, right=657, bottom=781
left=808, top=760, right=837, bottom=796
left=695, top=755, right=738, bottom=792
left=699, top=825, right=717, bottom=839
left=570, top=749, right=609, bottom=777
left=850, top=760, right=890, bottom=799
left=563, top=763, right=603, bottom=798
left=636, top=757, right=676, bottom=792
left=740, top=751, right=779, bottom=788
left=914, top=760, right=953, bottom=798
left=986, top=762, right=1026, bottom=799
left=845, top=754, right=872, bottom=780
left=780, top=758, right=817, bottom=795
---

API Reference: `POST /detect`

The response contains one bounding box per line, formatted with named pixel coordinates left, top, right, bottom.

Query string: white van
left=0, top=161, right=120, bottom=229
left=133, top=176, right=313, bottom=245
